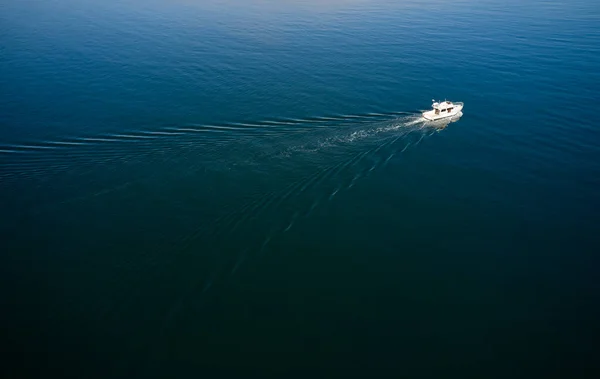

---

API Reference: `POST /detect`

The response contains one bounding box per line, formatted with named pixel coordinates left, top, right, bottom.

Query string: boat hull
left=422, top=103, right=463, bottom=121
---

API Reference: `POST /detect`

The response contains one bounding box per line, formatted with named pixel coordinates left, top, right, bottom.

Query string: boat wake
left=0, top=111, right=444, bottom=181
left=1, top=108, right=462, bottom=306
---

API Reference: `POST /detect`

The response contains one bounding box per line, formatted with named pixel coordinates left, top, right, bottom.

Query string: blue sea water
left=1, top=0, right=600, bottom=377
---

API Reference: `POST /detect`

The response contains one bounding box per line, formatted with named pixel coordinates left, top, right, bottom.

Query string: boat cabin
left=423, top=99, right=463, bottom=121
left=432, top=101, right=454, bottom=115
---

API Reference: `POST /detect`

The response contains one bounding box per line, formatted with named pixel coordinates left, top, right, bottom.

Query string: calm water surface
left=1, top=0, right=599, bottom=377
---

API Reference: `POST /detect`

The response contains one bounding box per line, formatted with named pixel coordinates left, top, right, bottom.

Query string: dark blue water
left=2, top=0, right=600, bottom=377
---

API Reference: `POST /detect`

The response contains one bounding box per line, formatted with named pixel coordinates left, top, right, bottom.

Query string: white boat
left=422, top=100, right=464, bottom=121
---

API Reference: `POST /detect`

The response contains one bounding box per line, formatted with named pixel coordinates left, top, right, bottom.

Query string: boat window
left=447, top=107, right=453, bottom=112
left=441, top=109, right=446, bottom=112
left=435, top=109, right=440, bottom=115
